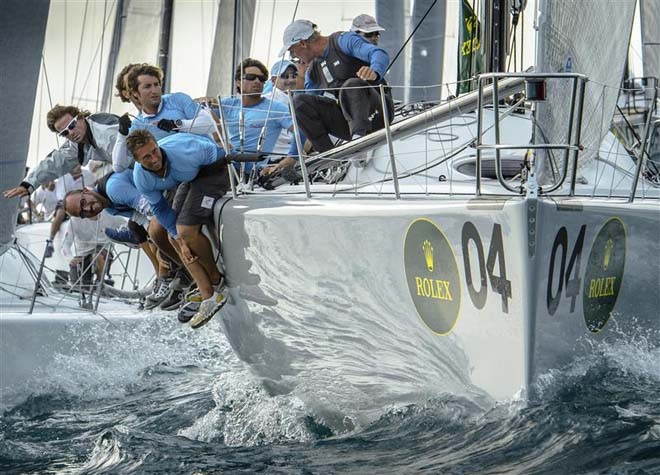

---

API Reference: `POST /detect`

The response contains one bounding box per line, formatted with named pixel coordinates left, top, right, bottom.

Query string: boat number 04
left=461, top=222, right=512, bottom=314
left=545, top=218, right=626, bottom=332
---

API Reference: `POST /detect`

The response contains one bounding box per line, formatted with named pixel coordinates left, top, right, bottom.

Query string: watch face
left=175, top=119, right=183, bottom=127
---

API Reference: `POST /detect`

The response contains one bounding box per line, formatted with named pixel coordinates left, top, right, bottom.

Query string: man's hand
left=356, top=66, right=378, bottom=82
left=176, top=237, right=197, bottom=264
left=118, top=113, right=132, bottom=136
left=156, top=119, right=177, bottom=133
left=260, top=157, right=296, bottom=177
left=3, top=186, right=29, bottom=199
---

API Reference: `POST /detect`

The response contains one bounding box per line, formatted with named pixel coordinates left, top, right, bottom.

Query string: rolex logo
left=422, top=240, right=434, bottom=272
left=603, top=238, right=614, bottom=270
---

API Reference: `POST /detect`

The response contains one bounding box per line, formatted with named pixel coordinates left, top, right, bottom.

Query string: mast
left=487, top=0, right=508, bottom=73
left=101, top=0, right=125, bottom=111
left=207, top=0, right=255, bottom=97
left=409, top=0, right=447, bottom=103
left=158, top=0, right=174, bottom=92
left=376, top=0, right=406, bottom=101
left=0, top=0, right=50, bottom=253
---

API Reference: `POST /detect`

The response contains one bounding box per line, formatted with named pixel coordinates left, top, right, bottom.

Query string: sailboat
left=211, top=0, right=659, bottom=403
left=1, top=0, right=658, bottom=406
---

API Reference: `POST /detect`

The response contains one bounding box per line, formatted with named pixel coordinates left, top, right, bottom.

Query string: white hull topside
left=216, top=193, right=659, bottom=402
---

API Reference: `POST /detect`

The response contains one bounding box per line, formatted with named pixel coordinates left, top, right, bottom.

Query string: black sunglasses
left=280, top=72, right=298, bottom=80
left=57, top=117, right=78, bottom=137
left=243, top=73, right=267, bottom=83
left=364, top=31, right=380, bottom=38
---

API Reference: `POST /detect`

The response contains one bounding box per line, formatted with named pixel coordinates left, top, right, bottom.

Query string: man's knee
left=343, top=77, right=368, bottom=89
left=176, top=224, right=200, bottom=242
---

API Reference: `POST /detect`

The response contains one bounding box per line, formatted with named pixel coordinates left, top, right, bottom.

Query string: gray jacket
left=23, top=113, right=119, bottom=190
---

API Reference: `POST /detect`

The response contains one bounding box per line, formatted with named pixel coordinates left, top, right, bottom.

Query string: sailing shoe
left=159, top=289, right=183, bottom=311
left=169, top=268, right=193, bottom=291
left=144, top=278, right=171, bottom=310
left=184, top=288, right=203, bottom=303
left=177, top=300, right=200, bottom=323
left=105, top=226, right=141, bottom=249
left=189, top=291, right=227, bottom=329
left=44, top=240, right=54, bottom=258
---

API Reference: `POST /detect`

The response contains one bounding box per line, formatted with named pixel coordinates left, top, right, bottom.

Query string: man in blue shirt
left=63, top=169, right=189, bottom=310
left=128, top=129, right=229, bottom=329
left=112, top=63, right=216, bottom=173
left=218, top=58, right=301, bottom=177
left=278, top=19, right=394, bottom=154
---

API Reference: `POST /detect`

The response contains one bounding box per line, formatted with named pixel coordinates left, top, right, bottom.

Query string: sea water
left=1, top=312, right=658, bottom=474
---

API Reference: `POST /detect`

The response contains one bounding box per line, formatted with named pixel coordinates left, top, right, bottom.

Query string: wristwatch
left=174, top=119, right=183, bottom=130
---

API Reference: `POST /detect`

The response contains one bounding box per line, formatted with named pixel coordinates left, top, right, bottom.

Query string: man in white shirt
left=263, top=59, right=299, bottom=157
left=61, top=213, right=126, bottom=291
left=32, top=181, right=58, bottom=220
left=46, top=165, right=97, bottom=257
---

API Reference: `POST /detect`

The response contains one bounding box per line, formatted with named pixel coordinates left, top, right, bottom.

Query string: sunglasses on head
left=57, top=117, right=78, bottom=137
left=243, top=73, right=267, bottom=83
left=364, top=31, right=380, bottom=38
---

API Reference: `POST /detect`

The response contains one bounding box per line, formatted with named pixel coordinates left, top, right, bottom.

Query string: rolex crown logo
left=422, top=239, right=434, bottom=272
left=603, top=238, right=614, bottom=270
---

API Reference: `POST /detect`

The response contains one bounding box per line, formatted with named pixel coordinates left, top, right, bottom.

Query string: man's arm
left=338, top=32, right=389, bottom=80
left=151, top=195, right=178, bottom=238
left=4, top=143, right=81, bottom=198
left=112, top=113, right=133, bottom=172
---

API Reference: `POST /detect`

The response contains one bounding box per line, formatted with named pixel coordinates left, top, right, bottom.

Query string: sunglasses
left=78, top=190, right=94, bottom=218
left=364, top=31, right=380, bottom=38
left=243, top=73, right=267, bottom=83
left=280, top=72, right=298, bottom=80
left=57, top=117, right=78, bottom=137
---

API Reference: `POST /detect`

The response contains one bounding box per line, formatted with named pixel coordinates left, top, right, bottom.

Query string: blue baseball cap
left=270, top=59, right=296, bottom=78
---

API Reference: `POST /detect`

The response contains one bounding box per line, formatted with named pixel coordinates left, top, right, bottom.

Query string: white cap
left=350, top=14, right=384, bottom=34
left=278, top=19, right=317, bottom=57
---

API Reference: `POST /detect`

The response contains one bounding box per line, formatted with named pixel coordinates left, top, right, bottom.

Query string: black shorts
left=172, top=160, right=229, bottom=227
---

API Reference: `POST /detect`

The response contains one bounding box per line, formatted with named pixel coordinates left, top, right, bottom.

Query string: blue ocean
left=1, top=314, right=658, bottom=474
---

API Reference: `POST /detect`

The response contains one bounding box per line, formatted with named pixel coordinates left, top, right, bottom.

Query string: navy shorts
left=172, top=160, right=229, bottom=227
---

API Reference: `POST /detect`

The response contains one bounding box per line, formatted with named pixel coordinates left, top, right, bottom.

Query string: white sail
left=535, top=0, right=637, bottom=182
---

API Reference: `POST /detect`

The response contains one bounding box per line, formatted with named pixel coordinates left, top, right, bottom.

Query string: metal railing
left=228, top=73, right=658, bottom=200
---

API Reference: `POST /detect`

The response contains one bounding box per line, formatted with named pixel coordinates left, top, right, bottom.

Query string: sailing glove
left=156, top=119, right=178, bottom=133
left=118, top=113, right=132, bottom=136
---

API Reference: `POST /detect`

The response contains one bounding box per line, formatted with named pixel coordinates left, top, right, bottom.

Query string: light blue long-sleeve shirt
left=104, top=169, right=151, bottom=218
left=218, top=97, right=302, bottom=172
left=304, top=32, right=389, bottom=92
left=130, top=92, right=201, bottom=141
left=133, top=133, right=224, bottom=237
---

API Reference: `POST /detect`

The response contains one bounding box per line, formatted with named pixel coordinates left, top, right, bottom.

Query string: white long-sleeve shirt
left=61, top=214, right=127, bottom=258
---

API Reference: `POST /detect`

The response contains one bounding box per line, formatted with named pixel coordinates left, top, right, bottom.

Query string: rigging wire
left=385, top=0, right=438, bottom=76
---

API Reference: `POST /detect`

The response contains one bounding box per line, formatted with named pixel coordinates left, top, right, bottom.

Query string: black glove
left=156, top=119, right=177, bottom=132
left=118, top=113, right=131, bottom=136
left=280, top=165, right=301, bottom=184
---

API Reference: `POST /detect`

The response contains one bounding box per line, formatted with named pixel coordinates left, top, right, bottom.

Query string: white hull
left=215, top=193, right=660, bottom=402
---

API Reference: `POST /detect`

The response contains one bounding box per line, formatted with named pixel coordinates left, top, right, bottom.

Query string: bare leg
left=95, top=253, right=106, bottom=282
left=148, top=219, right=182, bottom=266
left=178, top=224, right=221, bottom=284
left=139, top=241, right=160, bottom=275
left=169, top=235, right=212, bottom=299
left=50, top=207, right=66, bottom=240
left=171, top=224, right=221, bottom=299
